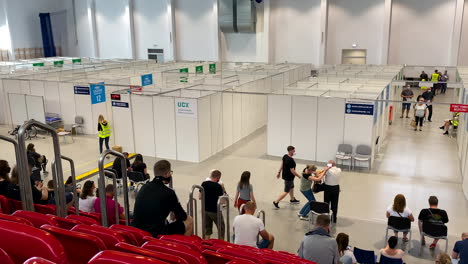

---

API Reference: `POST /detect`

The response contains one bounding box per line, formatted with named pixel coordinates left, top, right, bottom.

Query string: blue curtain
left=39, top=13, right=56, bottom=57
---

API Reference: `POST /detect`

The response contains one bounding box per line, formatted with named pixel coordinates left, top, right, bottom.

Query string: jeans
left=299, top=189, right=316, bottom=217
left=99, top=137, right=110, bottom=153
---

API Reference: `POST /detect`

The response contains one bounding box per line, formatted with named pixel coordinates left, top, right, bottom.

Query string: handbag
left=312, top=180, right=325, bottom=193
left=410, top=119, right=416, bottom=128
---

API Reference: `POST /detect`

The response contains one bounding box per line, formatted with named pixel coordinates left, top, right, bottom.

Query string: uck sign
left=175, top=98, right=197, bottom=118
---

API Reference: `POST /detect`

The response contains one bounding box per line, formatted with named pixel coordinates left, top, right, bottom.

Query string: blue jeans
left=299, top=189, right=316, bottom=217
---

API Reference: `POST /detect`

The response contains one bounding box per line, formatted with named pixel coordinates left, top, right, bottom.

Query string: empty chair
left=72, top=116, right=84, bottom=135
left=46, top=215, right=82, bottom=230
left=110, top=224, right=151, bottom=246
left=115, top=242, right=189, bottom=264
left=159, top=235, right=203, bottom=252
left=353, top=247, right=376, bottom=264
left=35, top=204, right=56, bottom=215
left=217, top=248, right=266, bottom=264
left=420, top=222, right=449, bottom=253
left=226, top=261, right=256, bottom=264
left=41, top=224, right=106, bottom=264
left=308, top=201, right=332, bottom=229
left=143, top=236, right=193, bottom=251
left=80, top=212, right=102, bottom=222
left=0, top=221, right=67, bottom=264
left=12, top=210, right=59, bottom=228
left=87, top=250, right=168, bottom=264
left=66, top=214, right=100, bottom=225
left=0, top=248, right=14, bottom=264
left=379, top=255, right=403, bottom=264
left=90, top=224, right=138, bottom=246
left=202, top=250, right=243, bottom=264
left=352, top=144, right=372, bottom=170
left=0, top=213, right=33, bottom=226
left=335, top=144, right=353, bottom=170
left=23, top=257, right=57, bottom=264
left=385, top=216, right=412, bottom=244
left=142, top=241, right=207, bottom=264
left=72, top=224, right=125, bottom=250
left=0, top=195, right=10, bottom=214
left=8, top=198, right=22, bottom=212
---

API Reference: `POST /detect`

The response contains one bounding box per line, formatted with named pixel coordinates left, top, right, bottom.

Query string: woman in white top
left=379, top=236, right=405, bottom=261
left=79, top=180, right=97, bottom=213
left=386, top=194, right=415, bottom=242
left=336, top=233, right=357, bottom=264
left=413, top=95, right=427, bottom=131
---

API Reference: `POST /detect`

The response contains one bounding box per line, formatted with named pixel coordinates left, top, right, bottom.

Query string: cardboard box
left=112, top=146, right=122, bottom=153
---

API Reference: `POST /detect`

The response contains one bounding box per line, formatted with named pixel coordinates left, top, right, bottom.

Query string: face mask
left=327, top=163, right=332, bottom=167
left=155, top=175, right=172, bottom=183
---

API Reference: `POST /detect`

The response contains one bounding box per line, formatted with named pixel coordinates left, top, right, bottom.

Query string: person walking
left=201, top=170, right=225, bottom=240
left=273, top=146, right=301, bottom=209
left=98, top=115, right=111, bottom=154
left=400, top=85, right=414, bottom=118
left=414, top=96, right=428, bottom=131
left=298, top=165, right=327, bottom=220
left=234, top=171, right=256, bottom=213
left=422, top=87, right=435, bottom=122
left=324, top=160, right=341, bottom=223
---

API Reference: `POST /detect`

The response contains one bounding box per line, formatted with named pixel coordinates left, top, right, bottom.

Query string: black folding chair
left=385, top=216, right=412, bottom=246
left=354, top=247, right=376, bottom=264
left=308, top=201, right=332, bottom=230
left=420, top=222, right=448, bottom=254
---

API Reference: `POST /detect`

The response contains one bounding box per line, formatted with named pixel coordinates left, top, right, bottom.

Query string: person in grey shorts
left=273, top=146, right=301, bottom=209
left=201, top=170, right=225, bottom=239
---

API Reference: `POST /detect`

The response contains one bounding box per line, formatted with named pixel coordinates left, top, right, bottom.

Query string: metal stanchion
left=59, top=155, right=79, bottom=214
left=217, top=195, right=230, bottom=242
left=98, top=150, right=130, bottom=227
left=239, top=204, right=246, bottom=214
left=188, top=185, right=205, bottom=237
left=18, top=120, right=65, bottom=215
left=256, top=209, right=266, bottom=243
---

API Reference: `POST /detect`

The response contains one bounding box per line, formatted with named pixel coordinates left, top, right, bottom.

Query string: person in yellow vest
left=420, top=79, right=428, bottom=90
left=98, top=115, right=111, bottom=153
left=440, top=112, right=460, bottom=135
left=431, top=70, right=440, bottom=94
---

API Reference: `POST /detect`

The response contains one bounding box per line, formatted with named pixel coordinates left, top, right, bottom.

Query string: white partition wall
left=291, top=96, right=318, bottom=161
left=198, top=96, right=212, bottom=162
left=58, top=82, right=76, bottom=125
left=44, top=81, right=61, bottom=114
left=74, top=88, right=93, bottom=134
left=343, top=100, right=375, bottom=150
left=316, top=97, right=345, bottom=162
left=8, top=93, right=28, bottom=126
left=154, top=96, right=177, bottom=160
left=267, top=95, right=292, bottom=157
left=175, top=98, right=199, bottom=162
left=25, top=95, right=46, bottom=123
left=131, top=95, right=156, bottom=157
left=111, top=93, right=134, bottom=152
left=210, top=93, right=223, bottom=154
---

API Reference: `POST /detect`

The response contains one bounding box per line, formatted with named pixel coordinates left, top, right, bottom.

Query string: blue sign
left=141, top=74, right=153, bottom=86
left=74, top=86, right=90, bottom=95
left=90, top=84, right=106, bottom=104
left=346, top=103, right=374, bottom=115
left=112, top=101, right=129, bottom=108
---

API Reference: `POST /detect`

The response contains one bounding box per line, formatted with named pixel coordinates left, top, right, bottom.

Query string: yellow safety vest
left=420, top=79, right=428, bottom=89
left=99, top=123, right=111, bottom=138
left=451, top=113, right=460, bottom=127
left=431, top=73, right=439, bottom=82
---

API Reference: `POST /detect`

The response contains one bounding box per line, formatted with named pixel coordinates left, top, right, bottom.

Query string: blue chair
left=354, top=247, right=376, bottom=264
left=379, top=255, right=403, bottom=264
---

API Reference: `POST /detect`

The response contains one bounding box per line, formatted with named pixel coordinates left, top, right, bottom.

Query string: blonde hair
left=98, top=115, right=104, bottom=123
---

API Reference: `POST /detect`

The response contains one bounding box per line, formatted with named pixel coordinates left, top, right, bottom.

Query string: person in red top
left=94, top=184, right=124, bottom=225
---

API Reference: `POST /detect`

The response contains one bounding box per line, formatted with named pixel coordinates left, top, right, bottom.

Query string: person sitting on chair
left=27, top=143, right=47, bottom=175
left=131, top=154, right=150, bottom=181
left=440, top=112, right=460, bottom=135
left=112, top=152, right=132, bottom=179
left=94, top=184, right=125, bottom=225
left=386, top=194, right=414, bottom=242
left=418, top=196, right=449, bottom=250
left=379, top=236, right=405, bottom=261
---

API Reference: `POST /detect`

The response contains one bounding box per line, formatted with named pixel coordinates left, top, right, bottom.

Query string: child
left=234, top=171, right=256, bottom=213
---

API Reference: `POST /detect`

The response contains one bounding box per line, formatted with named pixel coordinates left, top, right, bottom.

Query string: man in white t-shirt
left=233, top=201, right=275, bottom=249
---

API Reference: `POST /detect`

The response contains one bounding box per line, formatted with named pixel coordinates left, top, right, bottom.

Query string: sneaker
left=414, top=128, right=417, bottom=131
left=273, top=201, right=280, bottom=209
left=299, top=216, right=309, bottom=221
left=443, top=131, right=448, bottom=135
left=406, top=116, right=410, bottom=119
left=440, top=126, right=445, bottom=130
left=428, top=120, right=432, bottom=122
left=297, top=212, right=302, bottom=217
left=419, top=128, right=422, bottom=131
left=429, top=243, right=436, bottom=250
left=290, top=199, right=300, bottom=204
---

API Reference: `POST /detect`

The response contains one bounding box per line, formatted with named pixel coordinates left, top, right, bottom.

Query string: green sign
left=54, top=61, right=64, bottom=67
left=180, top=68, right=188, bottom=83
left=32, top=62, right=44, bottom=67
left=72, top=58, right=82, bottom=63
left=209, top=63, right=216, bottom=74
left=195, top=65, right=203, bottom=74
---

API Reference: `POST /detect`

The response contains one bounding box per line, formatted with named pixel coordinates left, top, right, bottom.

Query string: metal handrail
left=18, top=120, right=65, bottom=214
left=98, top=150, right=130, bottom=227
left=0, top=135, right=23, bottom=212
left=256, top=210, right=265, bottom=225
left=188, top=185, right=205, bottom=236
left=60, top=155, right=78, bottom=214
left=104, top=170, right=120, bottom=225
left=217, top=195, right=230, bottom=242
left=239, top=204, right=246, bottom=214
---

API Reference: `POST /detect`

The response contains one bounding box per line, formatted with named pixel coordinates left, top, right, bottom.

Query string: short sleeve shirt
left=454, top=239, right=468, bottom=264
left=202, top=181, right=224, bottom=213
left=387, top=205, right=412, bottom=218
left=414, top=104, right=427, bottom=117
left=237, top=184, right=253, bottom=201
left=282, top=155, right=296, bottom=181
left=233, top=214, right=265, bottom=248
left=418, top=208, right=449, bottom=225
left=401, top=89, right=414, bottom=101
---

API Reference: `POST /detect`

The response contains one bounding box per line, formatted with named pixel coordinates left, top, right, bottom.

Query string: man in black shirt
left=420, top=71, right=429, bottom=81
left=273, top=146, right=301, bottom=209
left=201, top=170, right=225, bottom=239
left=132, top=160, right=193, bottom=237
left=422, top=88, right=435, bottom=122
left=418, top=196, right=449, bottom=249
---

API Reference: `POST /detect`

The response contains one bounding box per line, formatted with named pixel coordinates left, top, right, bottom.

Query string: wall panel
left=291, top=96, right=318, bottom=161
left=267, top=95, right=292, bottom=157
left=132, top=95, right=156, bottom=157
left=316, top=97, right=345, bottom=162
left=154, top=96, right=177, bottom=160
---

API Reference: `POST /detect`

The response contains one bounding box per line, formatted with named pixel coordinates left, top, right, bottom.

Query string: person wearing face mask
left=414, top=95, right=428, bottom=131
left=298, top=215, right=339, bottom=263
left=324, top=160, right=340, bottom=223
left=422, top=88, right=435, bottom=122
left=201, top=170, right=225, bottom=239
left=273, top=146, right=301, bottom=209
left=132, top=160, right=193, bottom=237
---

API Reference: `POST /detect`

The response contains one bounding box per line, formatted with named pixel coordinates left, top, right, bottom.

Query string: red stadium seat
left=109, top=224, right=151, bottom=246
left=23, top=257, right=58, bottom=264
left=217, top=248, right=266, bottom=264
left=0, top=248, right=14, bottom=264
left=80, top=212, right=101, bottom=222
left=226, top=261, right=257, bottom=264
left=202, top=250, right=241, bottom=264
left=143, top=237, right=192, bottom=251
left=71, top=224, right=125, bottom=250
left=0, top=213, right=33, bottom=226
left=0, top=195, right=10, bottom=214
left=35, top=204, right=56, bottom=215
left=0, top=221, right=67, bottom=263
left=115, top=242, right=189, bottom=264
left=7, top=198, right=22, bottom=212
left=159, top=235, right=203, bottom=252
left=66, top=214, right=100, bottom=225
left=41, top=224, right=106, bottom=264
left=92, top=225, right=138, bottom=245
left=87, top=250, right=169, bottom=264
left=46, top=215, right=82, bottom=230
left=142, top=241, right=207, bottom=264
left=12, top=210, right=59, bottom=228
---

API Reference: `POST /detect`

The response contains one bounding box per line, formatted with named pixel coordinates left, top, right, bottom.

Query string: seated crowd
left=0, top=157, right=467, bottom=264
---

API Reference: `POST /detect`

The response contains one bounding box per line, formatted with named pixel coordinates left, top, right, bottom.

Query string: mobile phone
left=327, top=163, right=332, bottom=168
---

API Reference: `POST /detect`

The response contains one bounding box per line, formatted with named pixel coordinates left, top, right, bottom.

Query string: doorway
left=341, top=49, right=367, bottom=64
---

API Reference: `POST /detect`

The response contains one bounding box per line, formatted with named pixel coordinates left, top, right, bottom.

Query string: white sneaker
left=297, top=212, right=302, bottom=217
left=299, top=216, right=309, bottom=221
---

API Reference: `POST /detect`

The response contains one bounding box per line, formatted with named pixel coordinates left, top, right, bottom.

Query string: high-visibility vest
left=99, top=123, right=111, bottom=138
left=420, top=79, right=428, bottom=89
left=451, top=113, right=460, bottom=127
left=431, top=73, right=439, bottom=82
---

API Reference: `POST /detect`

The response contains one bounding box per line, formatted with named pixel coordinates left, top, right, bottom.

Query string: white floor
left=0, top=89, right=466, bottom=263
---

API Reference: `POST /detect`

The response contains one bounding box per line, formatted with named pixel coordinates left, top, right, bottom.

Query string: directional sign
left=345, top=103, right=374, bottom=115
left=90, top=84, right=106, bottom=104
left=74, top=86, right=90, bottom=95
left=141, top=74, right=153, bottom=86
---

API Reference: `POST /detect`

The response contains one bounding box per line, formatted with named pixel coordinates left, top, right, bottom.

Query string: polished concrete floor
left=0, top=89, right=466, bottom=263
